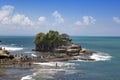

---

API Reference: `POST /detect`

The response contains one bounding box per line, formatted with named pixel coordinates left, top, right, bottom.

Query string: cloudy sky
left=0, top=0, right=120, bottom=36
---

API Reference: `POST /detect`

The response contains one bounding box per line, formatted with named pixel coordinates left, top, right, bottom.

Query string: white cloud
left=0, top=5, right=14, bottom=21
left=0, top=5, right=34, bottom=26
left=113, top=17, right=120, bottom=24
left=75, top=21, right=82, bottom=26
left=38, top=16, right=46, bottom=22
left=1, top=17, right=11, bottom=24
left=52, top=11, right=64, bottom=25
left=75, top=16, right=96, bottom=26
left=83, top=16, right=96, bottom=25
left=38, top=16, right=46, bottom=24
left=0, top=5, right=65, bottom=27
left=11, top=14, right=34, bottom=26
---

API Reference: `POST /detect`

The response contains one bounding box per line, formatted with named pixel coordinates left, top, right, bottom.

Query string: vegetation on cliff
left=34, top=30, right=70, bottom=52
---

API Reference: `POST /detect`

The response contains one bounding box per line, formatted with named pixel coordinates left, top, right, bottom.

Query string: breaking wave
left=1, top=46, right=23, bottom=51
left=74, top=52, right=112, bottom=62
left=90, top=52, right=112, bottom=61
left=2, top=47, right=23, bottom=51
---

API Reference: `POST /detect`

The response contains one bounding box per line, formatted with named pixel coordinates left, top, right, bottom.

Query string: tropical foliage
left=34, top=30, right=69, bottom=51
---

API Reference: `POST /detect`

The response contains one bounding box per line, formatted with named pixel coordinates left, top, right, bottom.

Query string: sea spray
left=90, top=52, right=112, bottom=61
left=73, top=51, right=112, bottom=62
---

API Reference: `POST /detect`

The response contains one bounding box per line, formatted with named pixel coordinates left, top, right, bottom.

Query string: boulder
left=80, top=48, right=86, bottom=53
left=80, top=49, right=96, bottom=55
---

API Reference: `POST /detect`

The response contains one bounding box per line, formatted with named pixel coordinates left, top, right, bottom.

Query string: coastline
left=0, top=36, right=114, bottom=80
left=0, top=48, right=94, bottom=80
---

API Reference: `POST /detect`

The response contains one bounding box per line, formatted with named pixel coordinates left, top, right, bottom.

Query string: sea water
left=0, top=36, right=120, bottom=80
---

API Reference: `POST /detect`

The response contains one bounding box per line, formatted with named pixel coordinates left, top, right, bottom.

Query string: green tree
left=34, top=30, right=69, bottom=52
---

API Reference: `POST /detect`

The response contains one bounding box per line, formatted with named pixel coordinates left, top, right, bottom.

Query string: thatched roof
left=0, top=50, right=10, bottom=57
left=0, top=50, right=9, bottom=54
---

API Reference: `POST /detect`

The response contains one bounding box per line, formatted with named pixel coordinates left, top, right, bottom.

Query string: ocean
left=0, top=36, right=120, bottom=80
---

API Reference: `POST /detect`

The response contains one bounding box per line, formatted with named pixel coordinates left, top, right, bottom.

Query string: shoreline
left=0, top=52, right=95, bottom=69
left=0, top=44, right=109, bottom=80
left=0, top=49, right=112, bottom=80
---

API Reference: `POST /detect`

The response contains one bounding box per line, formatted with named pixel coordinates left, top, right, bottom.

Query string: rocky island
left=33, top=30, right=81, bottom=56
left=32, top=30, right=95, bottom=61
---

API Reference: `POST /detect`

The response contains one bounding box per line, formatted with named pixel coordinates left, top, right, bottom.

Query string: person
left=56, top=62, right=58, bottom=67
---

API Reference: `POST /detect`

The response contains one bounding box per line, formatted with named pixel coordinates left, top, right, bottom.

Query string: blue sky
left=0, top=0, right=120, bottom=36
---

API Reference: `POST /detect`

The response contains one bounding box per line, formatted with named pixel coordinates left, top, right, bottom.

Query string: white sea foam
left=33, top=62, right=76, bottom=76
left=2, top=46, right=23, bottom=51
left=31, top=69, right=77, bottom=79
left=90, top=52, right=112, bottom=61
left=21, top=75, right=35, bottom=80
left=21, top=62, right=76, bottom=80
left=74, top=52, right=112, bottom=62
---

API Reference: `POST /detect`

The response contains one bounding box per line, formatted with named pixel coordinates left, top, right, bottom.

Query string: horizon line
left=0, top=35, right=120, bottom=37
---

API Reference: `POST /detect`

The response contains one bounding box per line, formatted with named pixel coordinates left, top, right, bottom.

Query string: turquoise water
left=0, top=36, right=120, bottom=80
left=70, top=36, right=120, bottom=80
